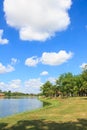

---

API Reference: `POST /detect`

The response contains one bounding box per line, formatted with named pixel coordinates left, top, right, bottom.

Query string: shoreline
left=0, top=97, right=87, bottom=130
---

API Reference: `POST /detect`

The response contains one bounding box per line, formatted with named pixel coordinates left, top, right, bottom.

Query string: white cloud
left=40, top=71, right=48, bottom=76
left=11, top=58, right=19, bottom=65
left=9, top=79, right=21, bottom=89
left=47, top=77, right=56, bottom=84
left=25, top=50, right=73, bottom=67
left=80, top=63, right=87, bottom=70
left=0, top=58, right=19, bottom=74
left=4, top=0, right=72, bottom=41
left=11, top=58, right=18, bottom=65
left=24, top=78, right=43, bottom=93
left=41, top=50, right=73, bottom=66
left=0, top=29, right=8, bottom=44
left=0, top=82, right=6, bottom=90
left=0, top=63, right=14, bottom=74
left=0, top=79, right=22, bottom=92
left=0, top=78, right=43, bottom=94
left=25, top=56, right=39, bottom=67
left=0, top=82, right=5, bottom=87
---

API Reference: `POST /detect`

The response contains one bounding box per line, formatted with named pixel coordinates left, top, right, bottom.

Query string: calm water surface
left=0, top=97, right=43, bottom=118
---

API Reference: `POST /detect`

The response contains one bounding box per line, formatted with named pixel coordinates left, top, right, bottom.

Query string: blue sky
left=0, top=0, right=87, bottom=94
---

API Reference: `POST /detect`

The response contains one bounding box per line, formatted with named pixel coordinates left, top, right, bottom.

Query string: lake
left=0, top=97, right=43, bottom=118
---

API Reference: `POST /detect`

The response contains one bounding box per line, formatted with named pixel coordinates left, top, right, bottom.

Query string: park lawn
left=0, top=97, right=87, bottom=130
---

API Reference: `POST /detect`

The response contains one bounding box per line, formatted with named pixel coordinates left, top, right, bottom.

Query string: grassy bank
left=0, top=97, right=87, bottom=130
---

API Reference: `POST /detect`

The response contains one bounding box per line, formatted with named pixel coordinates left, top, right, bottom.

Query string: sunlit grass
left=0, top=97, right=87, bottom=130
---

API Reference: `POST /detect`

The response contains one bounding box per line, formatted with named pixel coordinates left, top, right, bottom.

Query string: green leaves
left=41, top=71, right=87, bottom=97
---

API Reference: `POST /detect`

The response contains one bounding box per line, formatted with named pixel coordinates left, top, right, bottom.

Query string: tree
left=56, top=73, right=75, bottom=97
left=80, top=69, right=87, bottom=96
left=74, top=75, right=83, bottom=96
left=41, top=81, right=54, bottom=97
left=40, top=70, right=87, bottom=98
left=5, top=90, right=12, bottom=97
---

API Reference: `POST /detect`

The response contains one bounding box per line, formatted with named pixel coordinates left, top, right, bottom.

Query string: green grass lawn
left=0, top=97, right=87, bottom=130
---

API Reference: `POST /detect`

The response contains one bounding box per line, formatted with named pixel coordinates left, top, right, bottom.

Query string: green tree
left=74, top=75, right=83, bottom=96
left=40, top=69, right=87, bottom=98
left=80, top=68, right=87, bottom=96
left=41, top=81, right=54, bottom=97
left=56, top=73, right=75, bottom=97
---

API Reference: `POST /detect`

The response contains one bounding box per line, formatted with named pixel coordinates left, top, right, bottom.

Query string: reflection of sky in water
left=0, top=97, right=43, bottom=118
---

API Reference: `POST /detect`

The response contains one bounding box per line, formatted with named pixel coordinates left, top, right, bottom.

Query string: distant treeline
left=0, top=90, right=38, bottom=97
left=40, top=66, right=87, bottom=97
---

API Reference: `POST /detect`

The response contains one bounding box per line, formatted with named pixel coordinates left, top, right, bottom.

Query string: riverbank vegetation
left=0, top=97, right=87, bottom=130
left=41, top=66, right=87, bottom=97
left=0, top=90, right=38, bottom=97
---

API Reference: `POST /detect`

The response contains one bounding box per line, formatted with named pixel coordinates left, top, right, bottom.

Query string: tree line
left=40, top=67, right=87, bottom=97
left=0, top=90, right=30, bottom=97
left=0, top=90, right=38, bottom=97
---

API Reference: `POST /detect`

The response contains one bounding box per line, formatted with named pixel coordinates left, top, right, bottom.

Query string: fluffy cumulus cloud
left=41, top=50, right=73, bottom=65
left=25, top=50, right=73, bottom=67
left=24, top=78, right=43, bottom=93
left=4, top=0, right=72, bottom=41
left=0, top=79, right=22, bottom=92
left=0, top=78, right=43, bottom=94
left=25, top=56, right=39, bottom=67
left=0, top=29, right=8, bottom=44
left=40, top=71, right=48, bottom=76
left=0, top=63, right=14, bottom=74
left=80, top=63, right=87, bottom=70
left=9, top=79, right=21, bottom=89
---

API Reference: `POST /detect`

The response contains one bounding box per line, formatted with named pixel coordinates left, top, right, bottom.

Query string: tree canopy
left=41, top=70, right=87, bottom=97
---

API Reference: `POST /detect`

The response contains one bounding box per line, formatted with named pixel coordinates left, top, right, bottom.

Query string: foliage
left=41, top=70, right=87, bottom=97
left=1, top=91, right=32, bottom=97
left=40, top=81, right=54, bottom=97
